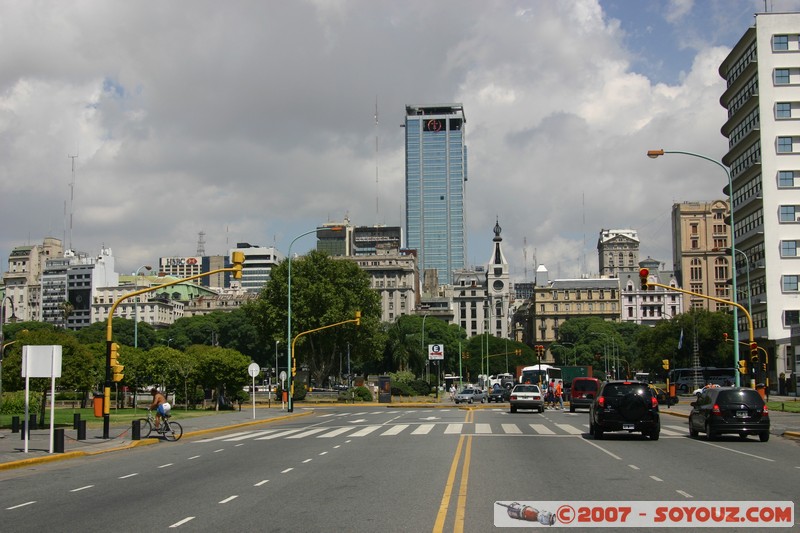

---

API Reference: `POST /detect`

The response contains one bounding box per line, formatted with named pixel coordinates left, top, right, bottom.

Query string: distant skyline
left=2, top=0, right=800, bottom=281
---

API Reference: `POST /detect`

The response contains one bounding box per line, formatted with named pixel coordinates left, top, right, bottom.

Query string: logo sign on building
left=428, top=344, right=444, bottom=360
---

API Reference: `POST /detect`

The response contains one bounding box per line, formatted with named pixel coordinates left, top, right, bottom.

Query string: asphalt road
left=1, top=406, right=798, bottom=532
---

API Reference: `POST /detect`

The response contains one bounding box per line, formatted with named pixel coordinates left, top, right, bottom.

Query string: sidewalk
left=0, top=397, right=797, bottom=471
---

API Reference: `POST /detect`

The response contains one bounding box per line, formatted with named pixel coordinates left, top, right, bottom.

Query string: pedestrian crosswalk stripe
left=255, top=428, right=303, bottom=440
left=381, top=424, right=409, bottom=436
left=317, top=427, right=352, bottom=438
left=411, top=424, right=435, bottom=435
left=658, top=427, right=684, bottom=436
left=475, top=423, right=492, bottom=434
left=665, top=425, right=687, bottom=433
left=223, top=430, right=280, bottom=441
left=196, top=431, right=258, bottom=442
left=529, top=424, right=555, bottom=435
left=502, top=424, right=522, bottom=434
left=444, top=423, right=463, bottom=434
left=555, top=423, right=583, bottom=435
left=287, top=428, right=329, bottom=439
left=350, top=425, right=381, bottom=437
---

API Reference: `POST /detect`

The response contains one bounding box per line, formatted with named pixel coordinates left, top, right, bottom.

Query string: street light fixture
left=648, top=148, right=741, bottom=386
left=713, top=247, right=752, bottom=320
left=133, top=265, right=152, bottom=348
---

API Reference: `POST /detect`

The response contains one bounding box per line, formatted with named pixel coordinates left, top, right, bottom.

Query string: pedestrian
left=449, top=384, right=456, bottom=401
left=547, top=379, right=556, bottom=409
left=555, top=380, right=563, bottom=410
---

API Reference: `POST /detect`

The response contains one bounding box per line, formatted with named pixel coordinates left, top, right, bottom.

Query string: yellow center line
left=432, top=409, right=474, bottom=533
left=432, top=435, right=465, bottom=533
left=454, top=435, right=473, bottom=532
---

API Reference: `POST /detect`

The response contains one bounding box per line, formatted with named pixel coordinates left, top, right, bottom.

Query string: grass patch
left=767, top=399, right=800, bottom=413
left=0, top=406, right=235, bottom=430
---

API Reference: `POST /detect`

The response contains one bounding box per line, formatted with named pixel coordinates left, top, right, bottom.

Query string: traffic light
left=355, top=310, right=361, bottom=326
left=639, top=268, right=649, bottom=290
left=110, top=342, right=124, bottom=382
left=515, top=349, right=522, bottom=356
left=231, top=251, right=245, bottom=280
left=738, top=359, right=748, bottom=374
left=750, top=342, right=759, bottom=363
left=662, top=359, right=669, bottom=370
left=722, top=333, right=728, bottom=342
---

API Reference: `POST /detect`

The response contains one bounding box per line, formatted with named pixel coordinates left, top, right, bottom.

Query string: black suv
left=589, top=380, right=660, bottom=440
left=688, top=387, right=769, bottom=442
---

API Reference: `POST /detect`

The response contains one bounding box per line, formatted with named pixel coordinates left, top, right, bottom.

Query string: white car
left=509, top=384, right=544, bottom=413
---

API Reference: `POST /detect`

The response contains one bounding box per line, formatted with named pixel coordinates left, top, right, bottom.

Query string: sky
left=2, top=0, right=800, bottom=283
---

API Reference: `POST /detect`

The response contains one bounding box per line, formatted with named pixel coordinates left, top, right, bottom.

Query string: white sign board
left=428, top=344, right=444, bottom=361
left=248, top=362, right=260, bottom=378
left=22, top=345, right=63, bottom=377
left=280, top=371, right=287, bottom=385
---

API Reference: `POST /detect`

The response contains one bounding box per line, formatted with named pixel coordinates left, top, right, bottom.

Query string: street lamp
left=133, top=265, right=152, bottom=348
left=589, top=332, right=610, bottom=376
left=648, top=149, right=741, bottom=386
left=553, top=342, right=576, bottom=365
left=287, top=227, right=342, bottom=412
left=714, top=247, right=752, bottom=319
left=421, top=313, right=430, bottom=383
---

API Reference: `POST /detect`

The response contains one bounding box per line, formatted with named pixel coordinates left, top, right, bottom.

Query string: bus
left=668, top=367, right=736, bottom=392
left=519, top=365, right=561, bottom=388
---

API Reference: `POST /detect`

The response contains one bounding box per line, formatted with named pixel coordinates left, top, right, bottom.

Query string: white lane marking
left=195, top=431, right=253, bottom=443
left=349, top=419, right=367, bottom=424
left=70, top=485, right=94, bottom=492
left=286, top=428, right=328, bottom=439
left=119, top=473, right=139, bottom=479
left=659, top=427, right=684, bottom=436
left=169, top=517, right=195, bottom=528
left=318, top=427, right=352, bottom=438
left=187, top=456, right=201, bottom=461
left=420, top=416, right=440, bottom=420
left=255, top=429, right=303, bottom=440
left=318, top=414, right=335, bottom=418
left=333, top=445, right=341, bottom=449
left=502, top=424, right=522, bottom=434
left=213, top=449, right=224, bottom=453
left=698, top=441, right=775, bottom=462
left=529, top=424, right=555, bottom=435
left=219, top=495, right=238, bottom=504
left=7, top=502, right=36, bottom=510
left=676, top=490, right=693, bottom=498
left=579, top=437, right=623, bottom=460
left=650, top=476, right=663, bottom=482
left=350, top=426, right=381, bottom=437
left=255, top=480, right=269, bottom=486
left=412, top=424, right=435, bottom=435
left=235, top=444, right=244, bottom=447
left=224, top=430, right=279, bottom=441
left=281, top=468, right=294, bottom=474
left=444, top=423, right=463, bottom=434
left=319, top=451, right=328, bottom=456
left=381, top=424, right=409, bottom=436
left=158, top=463, right=173, bottom=469
left=628, top=465, right=640, bottom=470
left=352, top=412, right=368, bottom=416
left=665, top=425, right=688, bottom=432
left=302, top=459, right=312, bottom=463
left=475, top=423, right=492, bottom=434
left=555, top=424, right=584, bottom=435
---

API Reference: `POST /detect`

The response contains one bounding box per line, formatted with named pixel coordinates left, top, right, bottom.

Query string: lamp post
left=714, top=247, right=752, bottom=319
left=648, top=149, right=741, bottom=386
left=287, top=227, right=342, bottom=412
left=589, top=332, right=609, bottom=376
left=554, top=342, right=576, bottom=365
left=421, top=313, right=430, bottom=383
left=133, top=265, right=152, bottom=348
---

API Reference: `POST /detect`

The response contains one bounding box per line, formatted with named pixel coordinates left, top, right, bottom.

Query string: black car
left=589, top=380, right=660, bottom=440
left=487, top=387, right=511, bottom=403
left=688, top=387, right=770, bottom=442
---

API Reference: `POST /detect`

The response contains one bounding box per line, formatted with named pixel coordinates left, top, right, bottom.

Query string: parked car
left=569, top=377, right=601, bottom=412
left=454, top=388, right=486, bottom=404
left=688, top=387, right=769, bottom=442
left=487, top=387, right=511, bottom=403
left=589, top=380, right=660, bottom=440
left=509, top=384, right=544, bottom=413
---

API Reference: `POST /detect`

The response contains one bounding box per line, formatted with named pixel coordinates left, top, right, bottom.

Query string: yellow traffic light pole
left=289, top=311, right=361, bottom=399
left=101, top=253, right=244, bottom=439
left=642, top=275, right=755, bottom=388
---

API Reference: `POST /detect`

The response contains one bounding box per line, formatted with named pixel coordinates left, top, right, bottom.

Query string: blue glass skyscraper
left=405, top=104, right=467, bottom=286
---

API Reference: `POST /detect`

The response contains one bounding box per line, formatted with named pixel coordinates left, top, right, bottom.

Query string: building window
left=783, top=275, right=799, bottom=292
left=776, top=102, right=793, bottom=118
left=774, top=34, right=789, bottom=51
left=778, top=170, right=798, bottom=187
left=690, top=259, right=702, bottom=281
left=713, top=238, right=727, bottom=249
left=691, top=223, right=699, bottom=235
left=775, top=68, right=791, bottom=85
left=784, top=310, right=800, bottom=326
left=778, top=136, right=795, bottom=153
left=779, top=205, right=799, bottom=222
left=714, top=258, right=729, bottom=280
left=782, top=240, right=799, bottom=257
left=627, top=307, right=633, bottom=318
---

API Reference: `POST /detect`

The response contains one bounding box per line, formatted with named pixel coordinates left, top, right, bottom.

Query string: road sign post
left=248, top=363, right=259, bottom=419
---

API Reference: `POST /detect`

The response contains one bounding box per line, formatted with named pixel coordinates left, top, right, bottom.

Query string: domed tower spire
left=486, top=217, right=510, bottom=339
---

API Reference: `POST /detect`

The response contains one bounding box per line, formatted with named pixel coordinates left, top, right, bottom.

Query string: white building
left=230, top=243, right=285, bottom=294
left=719, top=12, right=800, bottom=383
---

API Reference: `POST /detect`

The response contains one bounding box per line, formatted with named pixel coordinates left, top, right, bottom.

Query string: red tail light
left=762, top=405, right=769, bottom=417
left=510, top=395, right=517, bottom=401
left=598, top=396, right=605, bottom=408
left=651, top=396, right=658, bottom=408
left=712, top=404, right=721, bottom=416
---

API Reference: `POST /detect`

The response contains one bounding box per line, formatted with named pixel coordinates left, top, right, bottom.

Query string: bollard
left=73, top=413, right=81, bottom=430
left=11, top=416, right=19, bottom=433
left=29, top=414, right=37, bottom=430
left=131, top=420, right=140, bottom=440
left=54, top=428, right=65, bottom=453
left=20, top=421, right=26, bottom=440
left=77, top=420, right=87, bottom=441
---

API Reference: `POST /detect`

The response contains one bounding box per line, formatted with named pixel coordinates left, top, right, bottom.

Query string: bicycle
left=137, top=409, right=183, bottom=441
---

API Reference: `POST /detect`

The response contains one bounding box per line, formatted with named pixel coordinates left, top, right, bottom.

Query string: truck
left=560, top=366, right=592, bottom=389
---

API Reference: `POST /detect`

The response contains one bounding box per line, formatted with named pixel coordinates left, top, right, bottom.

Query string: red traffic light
left=639, top=268, right=649, bottom=290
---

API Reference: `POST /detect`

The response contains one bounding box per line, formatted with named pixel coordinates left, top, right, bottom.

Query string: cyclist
left=149, top=388, right=170, bottom=430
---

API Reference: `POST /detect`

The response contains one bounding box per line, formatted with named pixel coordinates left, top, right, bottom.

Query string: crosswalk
left=194, top=423, right=690, bottom=443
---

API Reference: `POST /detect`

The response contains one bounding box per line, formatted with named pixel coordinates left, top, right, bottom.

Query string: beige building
left=349, top=246, right=418, bottom=323
left=597, top=229, right=640, bottom=277
left=2, top=237, right=63, bottom=322
left=671, top=200, right=732, bottom=311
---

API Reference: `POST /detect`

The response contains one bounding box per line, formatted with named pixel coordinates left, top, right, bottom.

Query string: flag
left=678, top=328, right=684, bottom=350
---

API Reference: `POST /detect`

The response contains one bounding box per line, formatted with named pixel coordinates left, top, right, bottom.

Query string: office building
left=597, top=229, right=640, bottom=277
left=2, top=237, right=63, bottom=322
left=229, top=243, right=285, bottom=294
left=405, top=103, right=467, bottom=286
left=719, top=12, right=800, bottom=383
left=671, top=200, right=732, bottom=312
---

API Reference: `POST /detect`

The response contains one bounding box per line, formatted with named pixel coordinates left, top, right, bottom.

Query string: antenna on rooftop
left=375, top=96, right=380, bottom=222
left=197, top=231, right=206, bottom=256
left=67, top=151, right=78, bottom=251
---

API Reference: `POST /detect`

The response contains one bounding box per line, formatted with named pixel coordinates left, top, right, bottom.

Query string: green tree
left=188, top=345, right=250, bottom=409
left=246, top=251, right=384, bottom=387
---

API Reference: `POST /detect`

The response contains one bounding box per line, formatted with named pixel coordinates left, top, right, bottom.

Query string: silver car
left=454, top=388, right=486, bottom=404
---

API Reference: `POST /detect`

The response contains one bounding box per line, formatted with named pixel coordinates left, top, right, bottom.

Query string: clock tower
left=486, top=219, right=510, bottom=338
